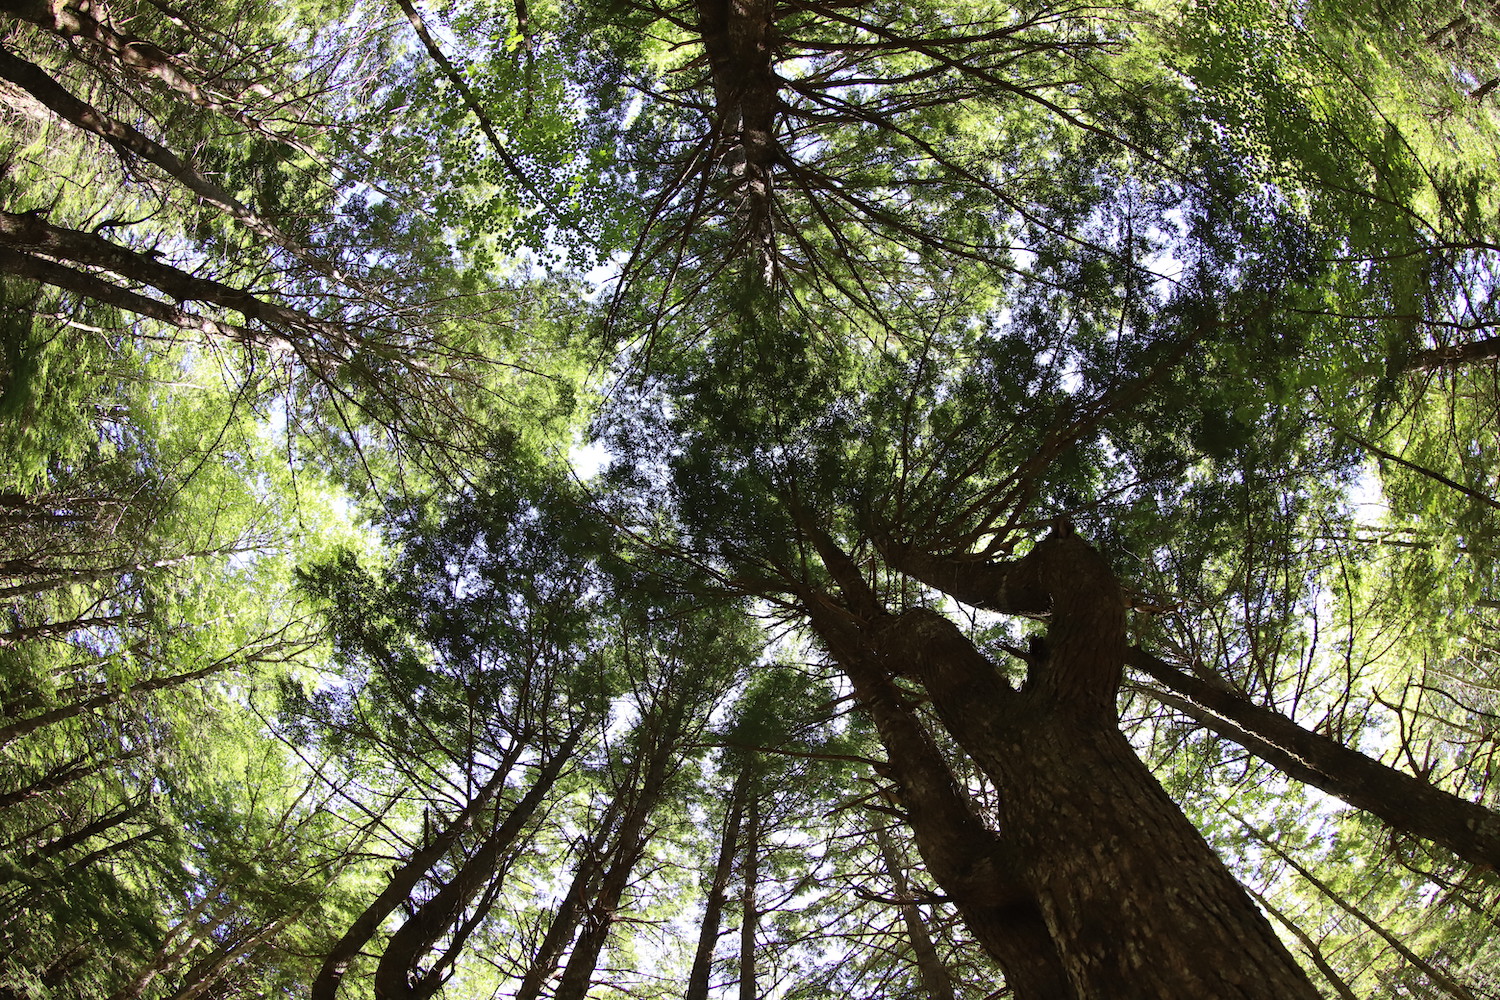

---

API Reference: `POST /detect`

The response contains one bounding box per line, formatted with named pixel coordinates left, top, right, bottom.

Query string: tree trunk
left=873, top=822, right=955, bottom=1000
left=311, top=735, right=530, bottom=1000
left=1405, top=334, right=1500, bottom=371
left=987, top=709, right=1316, bottom=997
left=819, top=527, right=1322, bottom=998
left=0, top=614, right=136, bottom=649
left=0, top=755, right=107, bottom=811
left=695, top=0, right=781, bottom=265
left=737, top=789, right=759, bottom=1000
left=1129, top=646, right=1500, bottom=870
left=372, top=728, right=582, bottom=1000
left=551, top=704, right=684, bottom=1000
left=511, top=795, right=623, bottom=1000
left=0, top=209, right=353, bottom=357
left=686, top=767, right=749, bottom=1000
left=0, top=660, right=238, bottom=750
left=20, top=798, right=150, bottom=866
left=803, top=599, right=1074, bottom=1000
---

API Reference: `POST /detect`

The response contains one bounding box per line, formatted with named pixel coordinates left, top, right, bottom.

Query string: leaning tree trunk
left=511, top=794, right=624, bottom=1000
left=311, top=734, right=530, bottom=1000
left=809, top=525, right=1323, bottom=999
left=1128, top=647, right=1500, bottom=870
left=372, top=729, right=581, bottom=1000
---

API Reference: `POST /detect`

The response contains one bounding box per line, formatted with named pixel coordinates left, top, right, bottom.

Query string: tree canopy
left=3, top=0, right=1500, bottom=997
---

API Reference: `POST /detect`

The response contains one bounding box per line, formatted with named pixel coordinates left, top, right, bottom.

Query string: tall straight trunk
left=873, top=822, right=955, bottom=1000
left=1129, top=647, right=1500, bottom=869
left=372, top=729, right=582, bottom=1000
left=737, top=790, right=759, bottom=1000
left=824, top=526, right=1322, bottom=998
left=511, top=795, right=625, bottom=1000
left=686, top=767, right=750, bottom=1000
left=551, top=704, right=685, bottom=1000
left=696, top=0, right=781, bottom=262
left=311, top=734, right=530, bottom=1000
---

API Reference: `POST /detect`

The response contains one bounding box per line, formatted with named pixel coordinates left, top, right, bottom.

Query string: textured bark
left=5, top=0, right=210, bottom=104
left=686, top=768, right=748, bottom=1000
left=696, top=0, right=781, bottom=261
left=873, top=822, right=955, bottom=1000
left=373, top=730, right=581, bottom=1000
left=804, top=603, right=1075, bottom=1000
left=988, top=713, right=1316, bottom=998
left=1406, top=334, right=1500, bottom=371
left=812, top=527, right=1322, bottom=998
left=1130, top=647, right=1500, bottom=871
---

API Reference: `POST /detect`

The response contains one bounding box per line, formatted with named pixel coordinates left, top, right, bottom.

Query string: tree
left=6, top=0, right=1500, bottom=996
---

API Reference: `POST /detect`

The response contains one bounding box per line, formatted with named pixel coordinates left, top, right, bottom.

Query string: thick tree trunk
left=1130, top=646, right=1500, bottom=870
left=815, top=526, right=1322, bottom=998
left=804, top=603, right=1075, bottom=1000
left=696, top=0, right=781, bottom=263
left=989, top=710, right=1316, bottom=998
left=686, top=767, right=749, bottom=1000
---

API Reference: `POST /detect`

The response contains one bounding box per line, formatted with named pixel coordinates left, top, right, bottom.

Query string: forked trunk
left=808, top=525, right=1321, bottom=998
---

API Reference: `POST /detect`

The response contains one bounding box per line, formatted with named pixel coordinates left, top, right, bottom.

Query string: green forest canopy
left=3, top=0, right=1500, bottom=996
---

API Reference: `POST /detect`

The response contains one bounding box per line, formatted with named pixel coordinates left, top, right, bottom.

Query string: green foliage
left=5, top=0, right=1500, bottom=995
